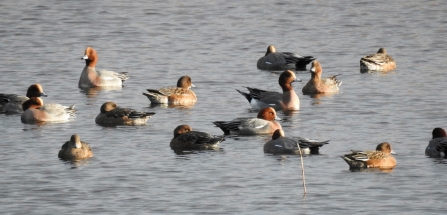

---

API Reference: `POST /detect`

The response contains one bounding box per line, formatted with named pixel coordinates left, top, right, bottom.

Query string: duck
left=79, top=47, right=130, bottom=88
left=360, top=47, right=396, bottom=72
left=0, top=84, right=47, bottom=113
left=212, top=107, right=282, bottom=135
left=21, top=97, right=75, bottom=123
left=425, top=127, right=447, bottom=157
left=264, top=129, right=329, bottom=154
left=58, top=134, right=93, bottom=160
left=142, top=76, right=197, bottom=105
left=170, top=124, right=225, bottom=150
left=302, top=60, right=342, bottom=94
left=340, top=142, right=397, bottom=169
left=236, top=70, right=300, bottom=110
left=95, top=102, right=155, bottom=126
left=257, top=45, right=316, bottom=71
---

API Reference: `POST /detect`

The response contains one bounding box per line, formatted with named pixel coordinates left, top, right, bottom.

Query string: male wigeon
left=341, top=142, right=397, bottom=169
left=425, top=127, right=447, bottom=157
left=360, top=48, right=396, bottom=72
left=236, top=70, right=300, bottom=110
left=79, top=47, right=130, bottom=88
left=264, top=129, right=329, bottom=154
left=58, top=134, right=93, bottom=160
left=302, top=60, right=342, bottom=94
left=142, top=76, right=197, bottom=105
left=95, top=102, right=155, bottom=126
left=21, top=97, right=75, bottom=123
left=170, top=124, right=225, bottom=150
left=257, top=45, right=316, bottom=71
left=213, top=107, right=282, bottom=135
left=0, top=84, right=47, bottom=113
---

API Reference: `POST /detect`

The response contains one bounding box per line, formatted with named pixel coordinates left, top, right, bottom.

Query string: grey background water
left=1, top=0, right=446, bottom=214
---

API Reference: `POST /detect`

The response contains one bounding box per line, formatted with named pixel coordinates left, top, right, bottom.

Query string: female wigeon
left=170, top=124, right=225, bottom=150
left=21, top=97, right=75, bottom=123
left=257, top=45, right=316, bottom=71
left=341, top=142, right=397, bottom=169
left=142, top=76, right=197, bottom=105
left=79, top=47, right=130, bottom=88
left=95, top=102, right=155, bottom=126
left=212, top=107, right=282, bottom=135
left=236, top=70, right=300, bottom=110
left=264, top=129, right=329, bottom=154
left=302, top=60, right=342, bottom=94
left=0, top=84, right=47, bottom=113
left=425, top=127, right=447, bottom=157
left=360, top=48, right=396, bottom=72
left=58, top=134, right=93, bottom=160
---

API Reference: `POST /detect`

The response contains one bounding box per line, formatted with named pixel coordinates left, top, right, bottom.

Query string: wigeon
left=170, top=124, right=225, bottom=150
left=341, top=142, right=397, bottom=169
left=79, top=47, right=130, bottom=88
left=302, top=60, right=342, bottom=94
left=142, top=76, right=197, bottom=105
left=360, top=48, right=396, bottom=72
left=0, top=84, right=47, bottom=113
left=257, top=45, right=316, bottom=71
left=21, top=97, right=75, bottom=123
left=95, top=102, right=155, bottom=126
left=264, top=129, right=329, bottom=155
left=236, top=70, right=300, bottom=110
left=58, top=134, right=93, bottom=160
left=213, top=107, right=282, bottom=135
left=425, top=127, right=447, bottom=157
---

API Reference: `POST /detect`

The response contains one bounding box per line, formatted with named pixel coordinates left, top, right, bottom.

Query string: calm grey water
left=1, top=0, right=446, bottom=214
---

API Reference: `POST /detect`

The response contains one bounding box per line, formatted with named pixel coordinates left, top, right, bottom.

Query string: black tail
left=235, top=89, right=252, bottom=103
left=212, top=121, right=232, bottom=135
left=295, top=56, right=316, bottom=68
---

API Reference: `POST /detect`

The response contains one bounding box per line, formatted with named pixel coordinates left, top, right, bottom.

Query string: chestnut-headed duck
left=143, top=76, right=197, bottom=105
left=257, top=45, right=316, bottom=71
left=341, top=142, right=397, bottom=169
left=302, top=60, right=342, bottom=94
left=0, top=84, right=47, bottom=113
left=264, top=129, right=329, bottom=154
left=360, top=48, right=396, bottom=72
left=425, top=127, right=447, bottom=157
left=213, top=107, right=282, bottom=135
left=236, top=70, right=300, bottom=110
left=58, top=134, right=93, bottom=160
left=21, top=97, right=75, bottom=123
left=170, top=124, right=225, bottom=150
left=95, top=102, right=155, bottom=126
left=79, top=47, right=130, bottom=88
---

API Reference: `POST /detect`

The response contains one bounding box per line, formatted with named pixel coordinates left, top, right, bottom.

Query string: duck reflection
left=79, top=86, right=123, bottom=98
left=347, top=167, right=394, bottom=173
left=150, top=103, right=195, bottom=109
left=60, top=159, right=91, bottom=169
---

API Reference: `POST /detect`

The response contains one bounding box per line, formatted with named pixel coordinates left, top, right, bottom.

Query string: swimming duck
left=213, top=107, right=282, bottom=135
left=170, top=124, right=225, bottom=150
left=302, top=60, right=342, bottom=94
left=236, top=70, right=300, bottom=110
left=95, top=102, right=155, bottom=126
left=143, top=76, right=197, bottom=105
left=264, top=129, right=329, bottom=154
left=360, top=47, right=396, bottom=72
left=257, top=45, right=316, bottom=71
left=58, top=134, right=93, bottom=160
left=79, top=47, right=130, bottom=87
left=21, top=97, right=75, bottom=123
left=0, top=84, right=47, bottom=113
left=425, top=127, right=447, bottom=157
left=341, top=142, right=397, bottom=169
